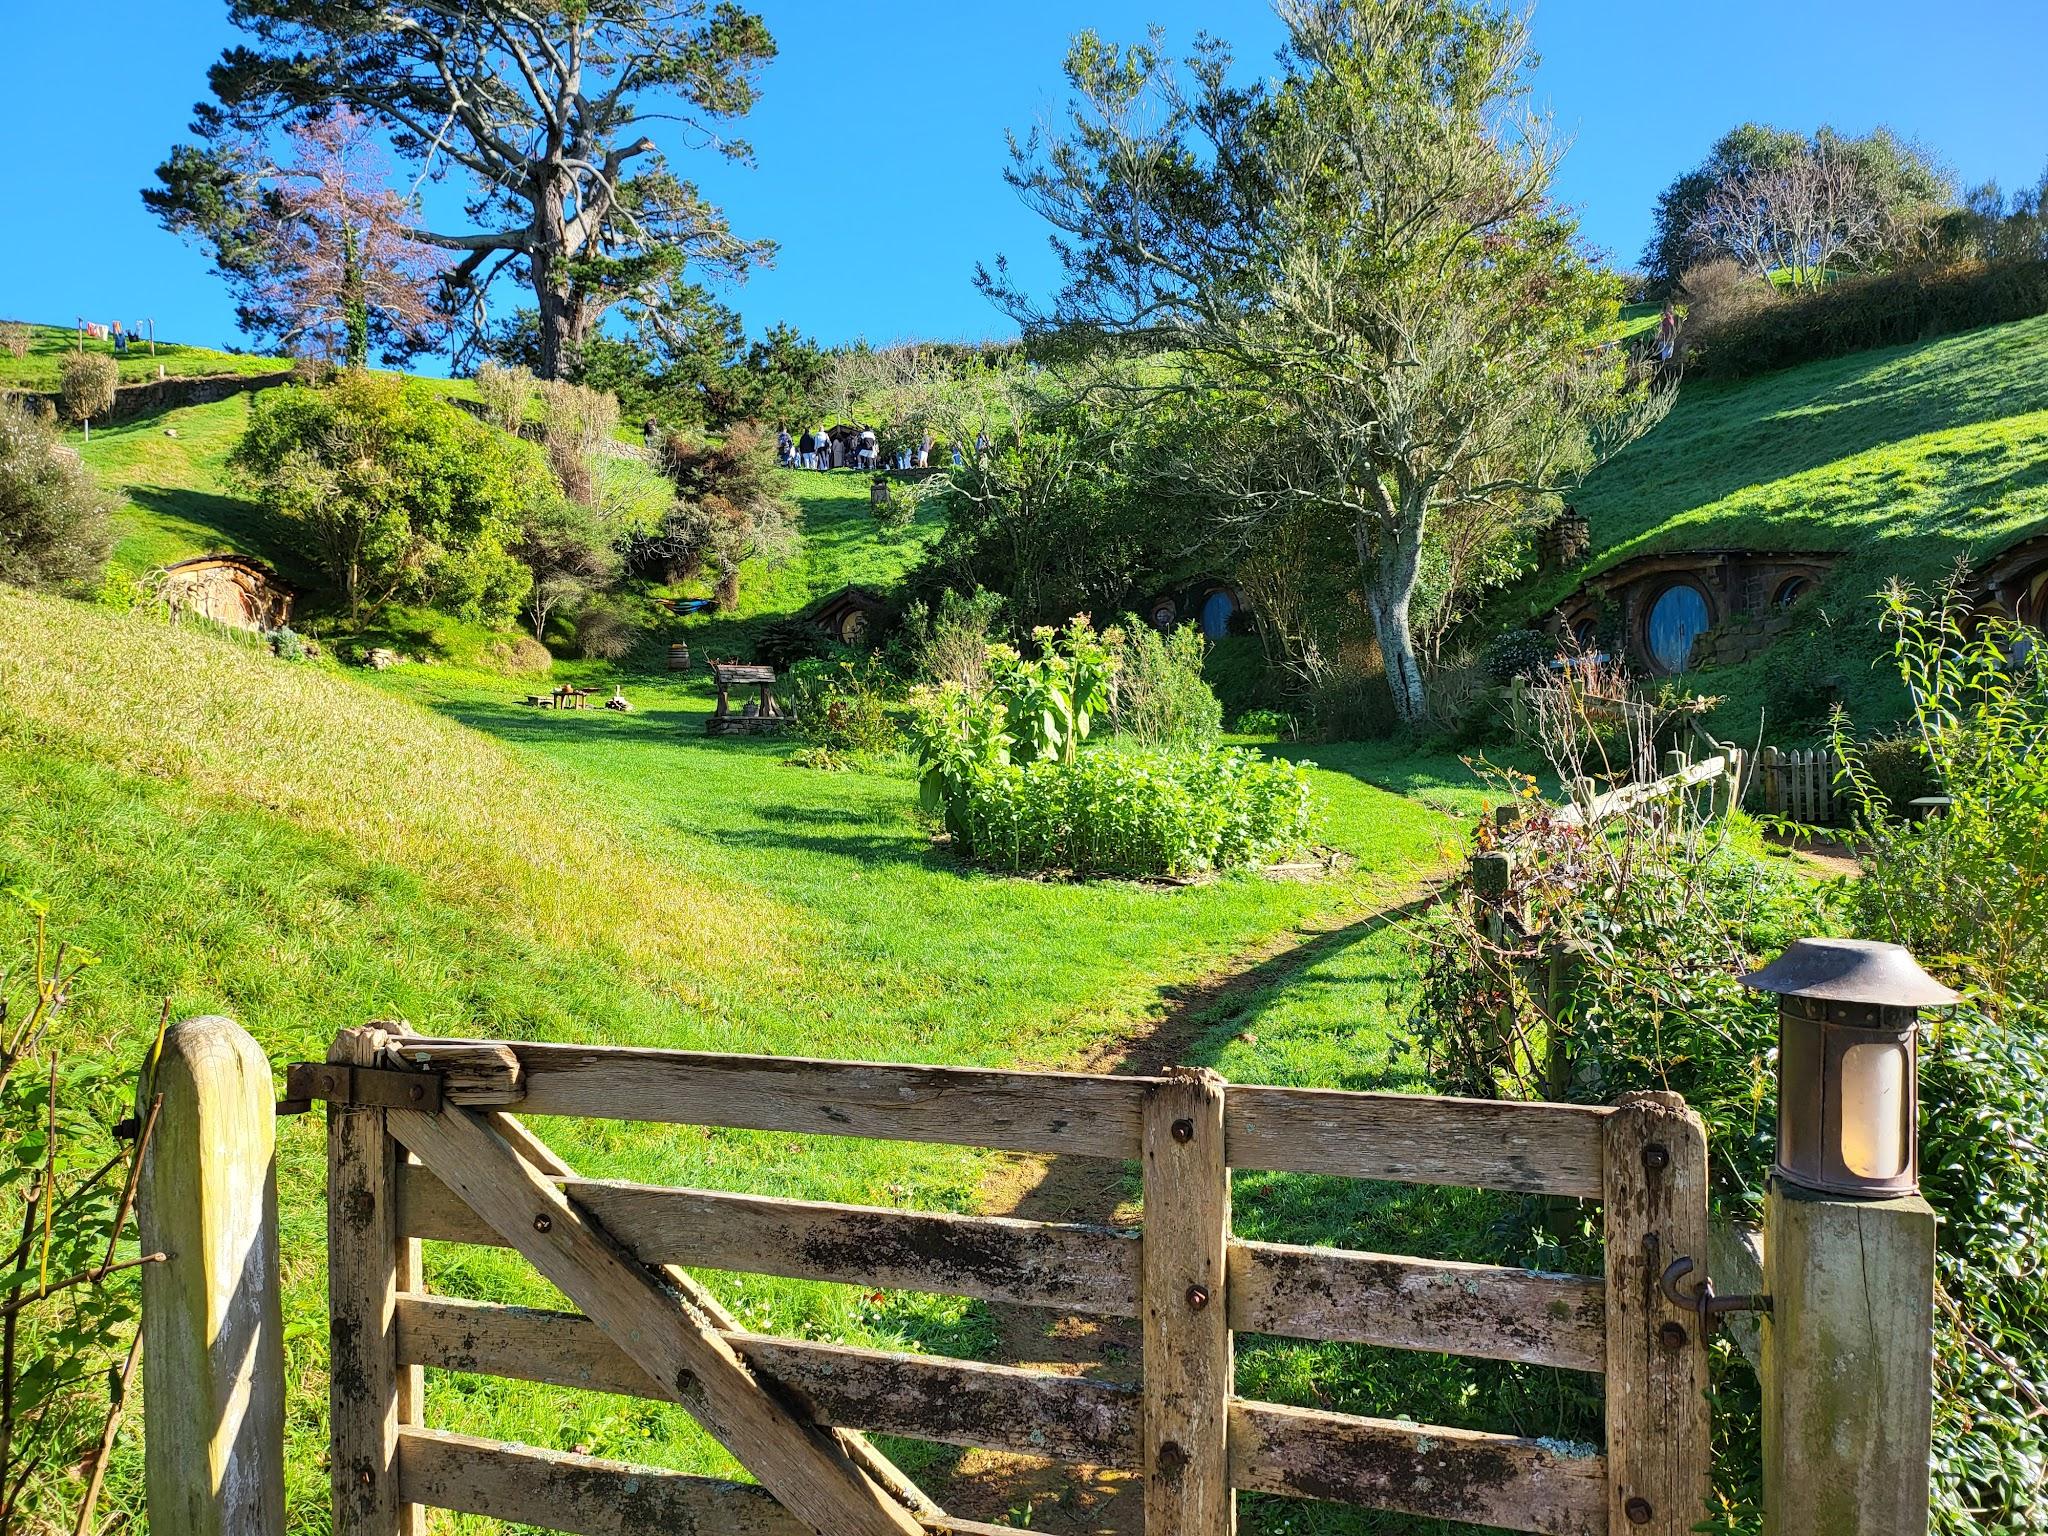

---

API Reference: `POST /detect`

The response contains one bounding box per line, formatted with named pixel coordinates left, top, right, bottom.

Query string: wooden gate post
left=1762, top=1183, right=1936, bottom=1535
left=136, top=1016, right=286, bottom=1536
left=1141, top=1067, right=1233, bottom=1536
left=1602, top=1090, right=1711, bottom=1536
left=327, top=1026, right=423, bottom=1536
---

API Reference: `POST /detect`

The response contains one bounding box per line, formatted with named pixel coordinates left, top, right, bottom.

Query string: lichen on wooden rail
left=1228, top=1400, right=1606, bottom=1536
left=396, top=1165, right=1142, bottom=1316
left=1228, top=1240, right=1607, bottom=1373
left=395, top=1295, right=1141, bottom=1466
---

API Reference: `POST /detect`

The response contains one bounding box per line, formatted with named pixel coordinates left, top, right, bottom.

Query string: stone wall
left=5, top=369, right=292, bottom=425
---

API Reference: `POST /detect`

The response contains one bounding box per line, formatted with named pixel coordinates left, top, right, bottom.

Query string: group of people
left=775, top=426, right=990, bottom=472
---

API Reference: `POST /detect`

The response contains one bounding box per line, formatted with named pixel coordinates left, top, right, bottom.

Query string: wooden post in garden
left=1763, top=1185, right=1937, bottom=1534
left=136, top=1016, right=286, bottom=1536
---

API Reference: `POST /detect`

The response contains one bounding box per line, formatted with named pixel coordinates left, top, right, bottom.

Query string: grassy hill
left=1523, top=313, right=2048, bottom=732
left=1, top=568, right=1488, bottom=1527
left=0, top=322, right=290, bottom=391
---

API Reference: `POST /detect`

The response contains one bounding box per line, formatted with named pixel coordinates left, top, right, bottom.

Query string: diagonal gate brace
left=382, top=1093, right=927, bottom=1536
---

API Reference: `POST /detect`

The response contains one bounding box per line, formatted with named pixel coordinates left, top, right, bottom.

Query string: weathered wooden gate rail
left=287, top=1033, right=1705, bottom=1536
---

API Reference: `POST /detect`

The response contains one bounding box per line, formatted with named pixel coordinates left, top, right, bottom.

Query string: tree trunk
left=341, top=222, right=368, bottom=369
left=1357, top=501, right=1429, bottom=726
left=530, top=235, right=586, bottom=381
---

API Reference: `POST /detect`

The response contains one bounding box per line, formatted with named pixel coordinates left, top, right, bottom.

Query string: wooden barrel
left=667, top=642, right=691, bottom=671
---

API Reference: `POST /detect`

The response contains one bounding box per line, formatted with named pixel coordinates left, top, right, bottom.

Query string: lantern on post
left=1741, top=937, right=1956, bottom=1198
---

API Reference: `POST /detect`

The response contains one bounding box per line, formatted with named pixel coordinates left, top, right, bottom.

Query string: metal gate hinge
left=277, top=1062, right=443, bottom=1116
left=1660, top=1255, right=1770, bottom=1337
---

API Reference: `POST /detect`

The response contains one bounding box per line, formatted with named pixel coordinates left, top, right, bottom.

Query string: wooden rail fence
left=252, top=1029, right=1713, bottom=1536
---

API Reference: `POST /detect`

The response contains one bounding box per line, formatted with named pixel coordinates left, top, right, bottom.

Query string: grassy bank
left=1526, top=313, right=2048, bottom=733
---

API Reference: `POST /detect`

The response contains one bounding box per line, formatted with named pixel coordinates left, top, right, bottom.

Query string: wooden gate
left=306, top=1026, right=1711, bottom=1536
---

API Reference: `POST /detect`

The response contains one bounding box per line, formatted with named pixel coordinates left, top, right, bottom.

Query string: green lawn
left=1522, top=312, right=2048, bottom=734
left=2, top=565, right=1500, bottom=1528
left=0, top=322, right=290, bottom=391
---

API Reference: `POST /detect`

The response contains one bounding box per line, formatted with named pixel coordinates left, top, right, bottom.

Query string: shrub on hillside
left=1677, top=257, right=1778, bottom=338
left=899, top=587, right=1004, bottom=690
left=230, top=371, right=531, bottom=623
left=0, top=396, right=112, bottom=594
left=58, top=352, right=118, bottom=437
left=476, top=360, right=535, bottom=435
left=0, top=321, right=29, bottom=360
left=1689, top=258, right=2048, bottom=379
left=637, top=425, right=798, bottom=607
left=573, top=601, right=636, bottom=662
left=536, top=378, right=618, bottom=505
left=1113, top=621, right=1222, bottom=747
left=754, top=617, right=837, bottom=671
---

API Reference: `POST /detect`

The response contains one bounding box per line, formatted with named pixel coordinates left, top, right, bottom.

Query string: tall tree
left=146, top=1, right=776, bottom=377
left=202, top=109, right=453, bottom=366
left=986, top=0, right=1666, bottom=723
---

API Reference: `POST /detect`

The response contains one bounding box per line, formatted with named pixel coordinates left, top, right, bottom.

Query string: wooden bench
left=706, top=662, right=788, bottom=735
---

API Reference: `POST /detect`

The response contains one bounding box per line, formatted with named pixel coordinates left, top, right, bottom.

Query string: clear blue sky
left=3, top=1, right=2043, bottom=365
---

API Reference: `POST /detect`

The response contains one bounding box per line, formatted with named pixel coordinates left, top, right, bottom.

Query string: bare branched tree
left=1689, top=141, right=1887, bottom=289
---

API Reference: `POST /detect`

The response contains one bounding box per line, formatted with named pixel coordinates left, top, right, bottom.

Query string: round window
left=1774, top=576, right=1810, bottom=610
left=1571, top=617, right=1598, bottom=650
left=1148, top=598, right=1177, bottom=631
left=1646, top=583, right=1710, bottom=673
left=1199, top=588, right=1237, bottom=639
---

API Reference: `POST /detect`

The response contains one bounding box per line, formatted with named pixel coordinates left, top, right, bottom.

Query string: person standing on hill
left=1655, top=302, right=1679, bottom=363
left=777, top=426, right=794, bottom=466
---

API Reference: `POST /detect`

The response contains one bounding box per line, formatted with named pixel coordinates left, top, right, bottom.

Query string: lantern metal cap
left=1740, top=937, right=1959, bottom=1007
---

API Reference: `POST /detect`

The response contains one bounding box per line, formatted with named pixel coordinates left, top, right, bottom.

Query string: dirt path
left=929, top=880, right=1446, bottom=1531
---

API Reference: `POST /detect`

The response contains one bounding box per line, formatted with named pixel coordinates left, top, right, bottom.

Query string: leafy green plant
left=987, top=616, right=1115, bottom=767
left=787, top=657, right=900, bottom=762
left=1113, top=622, right=1222, bottom=748
left=1233, top=707, right=1300, bottom=740
left=1830, top=580, right=2048, bottom=1528
left=269, top=625, right=307, bottom=661
left=0, top=899, right=163, bottom=1536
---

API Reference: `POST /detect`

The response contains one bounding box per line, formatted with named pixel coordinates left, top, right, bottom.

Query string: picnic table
left=521, top=686, right=598, bottom=710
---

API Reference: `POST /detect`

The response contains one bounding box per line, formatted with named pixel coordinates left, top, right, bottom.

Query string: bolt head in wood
left=1659, top=1321, right=1689, bottom=1351
left=532, top=1213, right=552, bottom=1233
left=1625, top=1496, right=1654, bottom=1524
left=1185, top=1284, right=1210, bottom=1311
left=1642, top=1143, right=1670, bottom=1172
left=1170, top=1118, right=1195, bottom=1143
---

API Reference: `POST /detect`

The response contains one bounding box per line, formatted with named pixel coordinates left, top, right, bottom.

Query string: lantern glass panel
left=1839, top=1040, right=1909, bottom=1180
left=1778, top=1005, right=1824, bottom=1177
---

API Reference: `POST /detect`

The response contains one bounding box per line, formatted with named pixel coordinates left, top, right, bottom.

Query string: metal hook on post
left=1660, top=1255, right=1771, bottom=1338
